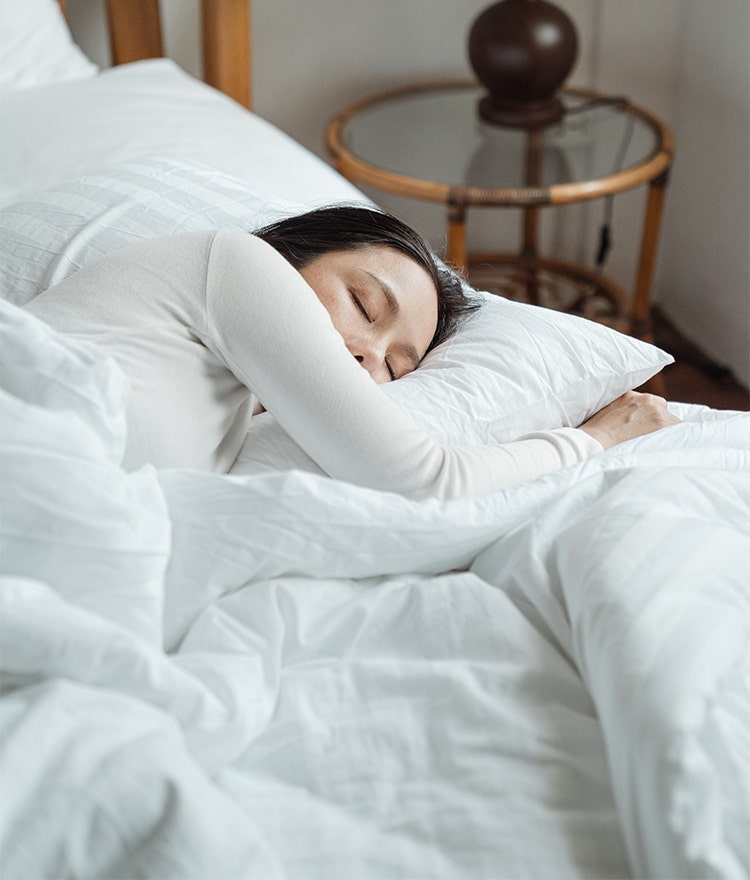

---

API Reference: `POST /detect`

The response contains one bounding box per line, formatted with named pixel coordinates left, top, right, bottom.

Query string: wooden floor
left=647, top=308, right=749, bottom=411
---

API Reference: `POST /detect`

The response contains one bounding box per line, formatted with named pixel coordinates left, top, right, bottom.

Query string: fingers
left=621, top=389, right=667, bottom=407
left=580, top=388, right=681, bottom=448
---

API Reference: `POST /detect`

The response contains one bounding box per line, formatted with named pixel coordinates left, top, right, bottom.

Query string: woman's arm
left=204, top=230, right=631, bottom=500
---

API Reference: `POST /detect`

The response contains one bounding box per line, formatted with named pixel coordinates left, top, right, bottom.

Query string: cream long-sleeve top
left=25, top=229, right=602, bottom=500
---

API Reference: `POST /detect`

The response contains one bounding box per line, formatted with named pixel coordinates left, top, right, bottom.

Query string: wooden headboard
left=59, top=0, right=252, bottom=109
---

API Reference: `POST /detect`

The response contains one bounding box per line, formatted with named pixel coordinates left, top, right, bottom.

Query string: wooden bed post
left=104, top=0, right=164, bottom=63
left=202, top=0, right=252, bottom=109
left=62, top=0, right=252, bottom=110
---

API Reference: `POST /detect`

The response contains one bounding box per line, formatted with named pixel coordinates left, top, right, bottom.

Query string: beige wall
left=67, top=0, right=749, bottom=387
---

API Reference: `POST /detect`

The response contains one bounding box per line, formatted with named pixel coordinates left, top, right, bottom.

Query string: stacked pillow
left=0, top=156, right=303, bottom=306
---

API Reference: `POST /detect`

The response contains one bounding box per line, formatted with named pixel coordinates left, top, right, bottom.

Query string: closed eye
left=385, top=359, right=396, bottom=381
left=350, top=290, right=372, bottom=322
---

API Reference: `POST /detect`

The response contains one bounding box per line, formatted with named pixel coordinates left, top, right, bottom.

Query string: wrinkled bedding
left=1, top=299, right=749, bottom=879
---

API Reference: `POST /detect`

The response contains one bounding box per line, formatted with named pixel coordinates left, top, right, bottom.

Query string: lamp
left=468, top=0, right=578, bottom=128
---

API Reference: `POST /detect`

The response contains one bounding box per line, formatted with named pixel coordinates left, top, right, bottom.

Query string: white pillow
left=0, top=156, right=305, bottom=305
left=0, top=0, right=98, bottom=90
left=386, top=292, right=673, bottom=444
left=232, top=295, right=672, bottom=475
left=0, top=58, right=368, bottom=209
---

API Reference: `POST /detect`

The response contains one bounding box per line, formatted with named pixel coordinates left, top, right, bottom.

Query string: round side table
left=327, top=81, right=674, bottom=343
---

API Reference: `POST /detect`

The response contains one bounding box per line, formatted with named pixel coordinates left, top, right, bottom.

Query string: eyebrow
left=365, top=270, right=421, bottom=371
left=366, top=271, right=399, bottom=316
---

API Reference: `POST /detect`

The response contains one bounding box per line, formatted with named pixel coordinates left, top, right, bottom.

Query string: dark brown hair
left=254, top=205, right=481, bottom=352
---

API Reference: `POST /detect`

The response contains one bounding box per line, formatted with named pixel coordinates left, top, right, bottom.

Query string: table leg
left=632, top=170, right=670, bottom=341
left=520, top=205, right=542, bottom=303
left=631, top=170, right=671, bottom=397
left=447, top=199, right=468, bottom=273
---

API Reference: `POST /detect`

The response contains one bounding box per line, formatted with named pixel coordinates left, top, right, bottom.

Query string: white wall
left=658, top=0, right=750, bottom=386
left=67, top=0, right=750, bottom=387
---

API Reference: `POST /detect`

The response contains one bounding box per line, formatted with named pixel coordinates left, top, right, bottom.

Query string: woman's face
left=299, top=245, right=438, bottom=384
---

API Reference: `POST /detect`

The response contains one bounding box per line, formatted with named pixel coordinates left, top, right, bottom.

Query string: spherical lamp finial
left=468, top=0, right=579, bottom=128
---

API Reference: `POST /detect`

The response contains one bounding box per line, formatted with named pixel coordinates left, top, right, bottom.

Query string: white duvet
left=1, top=297, right=749, bottom=880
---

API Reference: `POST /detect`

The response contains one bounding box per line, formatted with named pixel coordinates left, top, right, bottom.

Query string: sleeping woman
left=24, top=205, right=680, bottom=500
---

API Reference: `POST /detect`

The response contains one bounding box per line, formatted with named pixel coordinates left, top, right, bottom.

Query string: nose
left=348, top=337, right=387, bottom=380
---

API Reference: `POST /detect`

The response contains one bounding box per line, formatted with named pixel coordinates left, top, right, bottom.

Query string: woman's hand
left=580, top=390, right=682, bottom=450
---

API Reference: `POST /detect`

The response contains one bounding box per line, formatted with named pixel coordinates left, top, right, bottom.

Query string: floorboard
left=648, top=308, right=749, bottom=411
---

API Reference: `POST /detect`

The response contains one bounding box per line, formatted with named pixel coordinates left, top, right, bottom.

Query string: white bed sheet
left=0, top=58, right=363, bottom=209
left=2, top=300, right=749, bottom=879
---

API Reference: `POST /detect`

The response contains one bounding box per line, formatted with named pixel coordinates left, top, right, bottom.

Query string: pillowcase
left=385, top=291, right=673, bottom=444
left=0, top=156, right=305, bottom=305
left=231, top=294, right=673, bottom=474
left=0, top=0, right=98, bottom=90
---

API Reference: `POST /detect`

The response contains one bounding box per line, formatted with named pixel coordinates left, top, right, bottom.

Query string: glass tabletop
left=334, top=83, right=668, bottom=200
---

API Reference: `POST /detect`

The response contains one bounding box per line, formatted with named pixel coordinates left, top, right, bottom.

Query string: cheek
left=410, top=311, right=438, bottom=358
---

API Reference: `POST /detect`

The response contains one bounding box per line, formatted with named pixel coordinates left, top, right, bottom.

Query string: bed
left=1, top=2, right=749, bottom=878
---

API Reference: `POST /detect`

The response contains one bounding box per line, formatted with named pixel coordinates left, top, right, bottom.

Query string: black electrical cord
left=562, top=96, right=635, bottom=271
